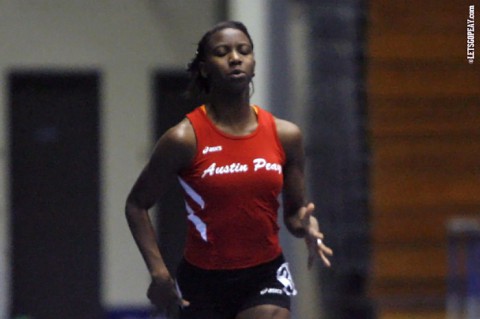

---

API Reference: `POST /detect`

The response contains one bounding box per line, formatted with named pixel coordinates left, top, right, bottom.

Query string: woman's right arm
left=125, top=118, right=195, bottom=310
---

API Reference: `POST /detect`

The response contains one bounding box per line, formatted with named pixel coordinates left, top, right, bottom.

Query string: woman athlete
left=125, top=21, right=333, bottom=319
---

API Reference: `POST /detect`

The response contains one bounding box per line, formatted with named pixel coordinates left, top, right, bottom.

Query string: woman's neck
left=205, top=90, right=257, bottom=135
left=207, top=90, right=251, bottom=123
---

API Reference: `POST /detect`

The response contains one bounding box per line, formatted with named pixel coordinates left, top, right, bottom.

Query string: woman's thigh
left=235, top=305, right=290, bottom=319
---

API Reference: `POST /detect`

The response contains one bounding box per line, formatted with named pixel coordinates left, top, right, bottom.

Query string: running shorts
left=176, top=254, right=297, bottom=319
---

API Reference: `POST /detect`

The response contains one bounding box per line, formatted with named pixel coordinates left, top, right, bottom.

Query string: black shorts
left=176, top=254, right=297, bottom=319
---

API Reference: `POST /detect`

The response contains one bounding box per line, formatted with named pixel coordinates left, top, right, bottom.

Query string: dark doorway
left=153, top=71, right=201, bottom=274
left=9, top=71, right=102, bottom=319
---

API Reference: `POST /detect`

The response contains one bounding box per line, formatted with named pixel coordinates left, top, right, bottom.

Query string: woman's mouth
left=229, top=70, right=246, bottom=79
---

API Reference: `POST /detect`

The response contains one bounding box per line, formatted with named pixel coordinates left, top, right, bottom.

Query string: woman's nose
left=229, top=50, right=241, bottom=64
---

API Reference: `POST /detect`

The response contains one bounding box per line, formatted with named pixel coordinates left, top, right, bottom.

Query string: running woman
left=125, top=21, right=333, bottom=319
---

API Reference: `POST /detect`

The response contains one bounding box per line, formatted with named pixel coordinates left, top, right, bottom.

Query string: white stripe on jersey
left=184, top=202, right=207, bottom=241
left=178, top=177, right=205, bottom=209
left=178, top=177, right=207, bottom=241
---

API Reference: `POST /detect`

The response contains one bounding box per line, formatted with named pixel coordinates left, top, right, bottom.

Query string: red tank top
left=178, top=105, right=286, bottom=269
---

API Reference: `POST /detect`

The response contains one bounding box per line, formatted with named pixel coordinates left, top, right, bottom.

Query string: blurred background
left=0, top=0, right=478, bottom=318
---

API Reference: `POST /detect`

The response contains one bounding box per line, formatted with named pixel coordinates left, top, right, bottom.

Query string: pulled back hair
left=186, top=21, right=254, bottom=99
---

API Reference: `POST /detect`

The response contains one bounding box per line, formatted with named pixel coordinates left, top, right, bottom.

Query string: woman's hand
left=147, top=272, right=190, bottom=316
left=299, top=203, right=333, bottom=269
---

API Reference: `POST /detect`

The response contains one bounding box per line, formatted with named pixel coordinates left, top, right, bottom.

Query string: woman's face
left=201, top=28, right=255, bottom=93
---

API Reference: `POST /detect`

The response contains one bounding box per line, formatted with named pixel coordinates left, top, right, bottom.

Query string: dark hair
left=186, top=21, right=254, bottom=99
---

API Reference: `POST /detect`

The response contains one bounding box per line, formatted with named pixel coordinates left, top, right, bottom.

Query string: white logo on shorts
left=276, top=262, right=297, bottom=296
left=260, top=288, right=284, bottom=295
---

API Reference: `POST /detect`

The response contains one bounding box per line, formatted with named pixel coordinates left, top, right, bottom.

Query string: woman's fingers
left=317, top=239, right=333, bottom=267
left=147, top=278, right=190, bottom=314
left=306, top=235, right=333, bottom=269
left=300, top=202, right=333, bottom=268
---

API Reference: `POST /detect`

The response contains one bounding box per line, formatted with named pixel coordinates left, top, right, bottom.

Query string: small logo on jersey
left=202, top=145, right=223, bottom=154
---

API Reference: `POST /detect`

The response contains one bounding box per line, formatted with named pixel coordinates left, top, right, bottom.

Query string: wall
left=0, top=0, right=219, bottom=313
left=367, top=0, right=480, bottom=317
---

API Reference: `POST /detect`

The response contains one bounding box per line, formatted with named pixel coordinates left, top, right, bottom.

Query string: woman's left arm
left=276, top=118, right=333, bottom=268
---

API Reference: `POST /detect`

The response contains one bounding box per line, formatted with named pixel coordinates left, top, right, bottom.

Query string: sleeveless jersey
left=178, top=105, right=286, bottom=270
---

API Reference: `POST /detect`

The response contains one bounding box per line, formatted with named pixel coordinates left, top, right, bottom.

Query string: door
left=9, top=71, right=102, bottom=319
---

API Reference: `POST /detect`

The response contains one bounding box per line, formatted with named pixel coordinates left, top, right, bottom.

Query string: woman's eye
left=213, top=47, right=228, bottom=56
left=239, top=45, right=252, bottom=55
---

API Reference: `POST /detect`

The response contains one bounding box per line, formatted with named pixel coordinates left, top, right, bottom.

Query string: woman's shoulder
left=164, top=118, right=196, bottom=145
left=254, top=106, right=302, bottom=141
left=273, top=117, right=304, bottom=162
left=152, top=118, right=196, bottom=169
left=274, top=117, right=303, bottom=144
